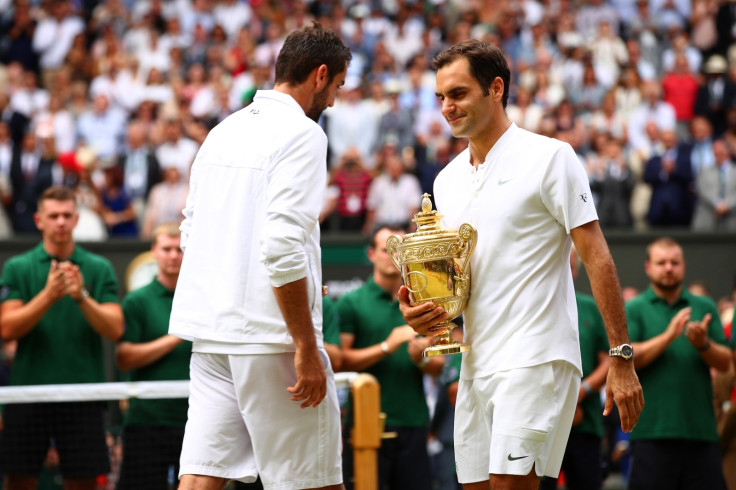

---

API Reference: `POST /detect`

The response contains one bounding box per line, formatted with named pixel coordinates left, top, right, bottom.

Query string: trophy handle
left=385, top=234, right=403, bottom=271
left=456, top=223, right=477, bottom=272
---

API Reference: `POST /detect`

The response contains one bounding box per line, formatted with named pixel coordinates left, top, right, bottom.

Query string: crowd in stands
left=1, top=0, right=736, bottom=241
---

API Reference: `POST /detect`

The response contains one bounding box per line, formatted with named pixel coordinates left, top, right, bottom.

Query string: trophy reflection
left=386, top=194, right=477, bottom=357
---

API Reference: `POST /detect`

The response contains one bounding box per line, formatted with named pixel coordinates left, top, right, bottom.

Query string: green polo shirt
left=0, top=243, right=119, bottom=386
left=626, top=287, right=725, bottom=442
left=336, top=276, right=428, bottom=427
left=575, top=292, right=608, bottom=439
left=322, top=295, right=341, bottom=347
left=121, top=278, right=192, bottom=427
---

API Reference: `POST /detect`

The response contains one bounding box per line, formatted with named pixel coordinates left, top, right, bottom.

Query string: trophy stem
left=423, top=321, right=470, bottom=357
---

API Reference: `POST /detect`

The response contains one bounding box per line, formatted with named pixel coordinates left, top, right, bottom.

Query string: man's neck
left=43, top=241, right=74, bottom=261
left=468, top=116, right=511, bottom=168
left=652, top=284, right=682, bottom=305
left=157, top=273, right=178, bottom=291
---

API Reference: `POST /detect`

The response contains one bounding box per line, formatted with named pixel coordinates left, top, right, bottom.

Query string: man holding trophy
left=397, top=40, right=644, bottom=490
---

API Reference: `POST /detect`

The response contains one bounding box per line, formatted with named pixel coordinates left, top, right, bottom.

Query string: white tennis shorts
left=454, top=360, right=580, bottom=483
left=179, top=351, right=343, bottom=489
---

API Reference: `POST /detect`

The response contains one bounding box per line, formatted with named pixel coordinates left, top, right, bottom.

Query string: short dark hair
left=432, top=39, right=511, bottom=108
left=646, top=236, right=681, bottom=261
left=371, top=225, right=405, bottom=249
left=274, top=23, right=352, bottom=86
left=39, top=186, right=76, bottom=208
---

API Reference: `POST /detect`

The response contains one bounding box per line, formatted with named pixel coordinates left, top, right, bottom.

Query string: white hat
left=704, top=55, right=728, bottom=74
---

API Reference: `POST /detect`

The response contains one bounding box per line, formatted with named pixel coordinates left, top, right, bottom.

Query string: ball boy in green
left=0, top=187, right=123, bottom=489
left=115, top=222, right=191, bottom=489
left=625, top=237, right=731, bottom=490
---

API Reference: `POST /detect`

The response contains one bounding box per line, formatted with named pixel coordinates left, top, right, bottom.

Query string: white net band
left=0, top=372, right=359, bottom=404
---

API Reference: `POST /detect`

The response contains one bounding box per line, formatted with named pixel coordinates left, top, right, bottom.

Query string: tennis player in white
left=398, top=40, right=644, bottom=490
left=169, top=24, right=351, bottom=490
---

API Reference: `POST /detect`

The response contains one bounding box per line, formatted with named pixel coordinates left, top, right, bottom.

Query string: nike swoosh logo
left=507, top=454, right=528, bottom=461
left=498, top=178, right=512, bottom=185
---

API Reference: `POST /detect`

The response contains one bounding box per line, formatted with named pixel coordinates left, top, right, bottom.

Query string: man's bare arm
left=571, top=220, right=644, bottom=432
left=273, top=278, right=326, bottom=408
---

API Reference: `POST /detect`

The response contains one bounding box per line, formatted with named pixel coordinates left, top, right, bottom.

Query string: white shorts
left=454, top=360, right=580, bottom=483
left=179, top=351, right=343, bottom=489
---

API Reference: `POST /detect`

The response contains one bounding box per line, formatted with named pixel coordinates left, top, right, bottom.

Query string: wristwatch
left=609, top=343, right=634, bottom=360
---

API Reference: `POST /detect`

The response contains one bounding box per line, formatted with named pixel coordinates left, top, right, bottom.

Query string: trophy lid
left=404, top=193, right=457, bottom=242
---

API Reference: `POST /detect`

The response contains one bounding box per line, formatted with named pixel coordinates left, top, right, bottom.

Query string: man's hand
left=684, top=313, right=711, bottom=349
left=58, top=261, right=86, bottom=301
left=604, top=358, right=644, bottom=432
left=398, top=285, right=449, bottom=336
left=44, top=260, right=68, bottom=302
left=665, top=307, right=691, bottom=341
left=385, top=325, right=418, bottom=353
left=287, top=346, right=327, bottom=409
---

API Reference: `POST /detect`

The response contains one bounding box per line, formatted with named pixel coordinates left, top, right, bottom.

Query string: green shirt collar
left=642, top=285, right=692, bottom=308
left=148, top=277, right=175, bottom=297
left=364, top=275, right=395, bottom=302
left=33, top=242, right=86, bottom=266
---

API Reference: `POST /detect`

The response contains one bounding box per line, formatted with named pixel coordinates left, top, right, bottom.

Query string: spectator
left=644, top=129, right=695, bottom=227
left=76, top=93, right=127, bottom=161
left=117, top=120, right=161, bottom=221
left=691, top=139, right=736, bottom=231
left=99, top=164, right=139, bottom=238
left=325, top=76, right=379, bottom=168
left=626, top=236, right=730, bottom=489
left=540, top=246, right=609, bottom=490
left=627, top=80, right=676, bottom=155
left=154, top=118, right=198, bottom=180
left=32, top=91, right=76, bottom=154
left=0, top=186, right=123, bottom=489
left=689, top=115, right=716, bottom=176
left=141, top=166, right=187, bottom=240
left=9, top=131, right=58, bottom=234
left=363, top=152, right=421, bottom=235
left=32, top=0, right=85, bottom=88
left=695, top=54, right=736, bottom=138
left=337, top=226, right=443, bottom=490
left=327, top=148, right=373, bottom=232
left=589, top=136, right=634, bottom=228
left=0, top=0, right=37, bottom=72
left=70, top=165, right=108, bottom=242
left=115, top=222, right=190, bottom=489
left=661, top=53, right=700, bottom=140
left=376, top=79, right=414, bottom=153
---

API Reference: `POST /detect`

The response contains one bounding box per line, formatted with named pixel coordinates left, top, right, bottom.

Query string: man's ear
left=315, top=64, right=329, bottom=90
left=491, top=77, right=504, bottom=101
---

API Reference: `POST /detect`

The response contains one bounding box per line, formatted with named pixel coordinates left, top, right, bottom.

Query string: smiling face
left=435, top=58, right=497, bottom=141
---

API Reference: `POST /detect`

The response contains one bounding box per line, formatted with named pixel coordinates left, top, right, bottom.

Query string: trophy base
left=423, top=341, right=470, bottom=357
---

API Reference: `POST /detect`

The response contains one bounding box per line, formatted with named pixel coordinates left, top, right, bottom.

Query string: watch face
left=621, top=345, right=634, bottom=358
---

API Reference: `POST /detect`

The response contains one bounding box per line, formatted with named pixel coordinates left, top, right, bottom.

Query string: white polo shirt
left=169, top=90, right=326, bottom=354
left=434, top=123, right=597, bottom=380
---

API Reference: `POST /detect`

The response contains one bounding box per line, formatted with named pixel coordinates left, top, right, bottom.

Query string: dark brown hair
left=432, top=39, right=511, bottom=108
left=274, top=23, right=352, bottom=86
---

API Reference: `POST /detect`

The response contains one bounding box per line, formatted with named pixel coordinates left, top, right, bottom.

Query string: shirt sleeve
left=336, top=294, right=357, bottom=335
left=322, top=296, right=341, bottom=347
left=260, top=125, right=327, bottom=287
left=121, top=294, right=144, bottom=343
left=0, top=259, right=23, bottom=302
left=540, top=143, right=598, bottom=233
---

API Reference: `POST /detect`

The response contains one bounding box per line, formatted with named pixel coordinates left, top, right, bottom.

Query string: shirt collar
left=253, top=90, right=305, bottom=116
left=365, top=275, right=394, bottom=301
left=149, top=277, right=175, bottom=297
left=35, top=242, right=84, bottom=266
left=643, top=285, right=690, bottom=307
